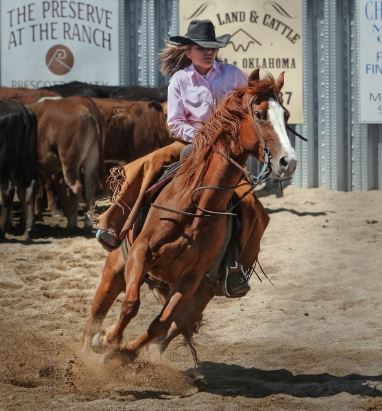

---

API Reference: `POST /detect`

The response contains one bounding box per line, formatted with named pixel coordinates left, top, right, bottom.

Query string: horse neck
left=194, top=143, right=248, bottom=210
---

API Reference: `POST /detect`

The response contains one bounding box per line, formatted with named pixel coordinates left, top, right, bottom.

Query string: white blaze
left=267, top=98, right=295, bottom=157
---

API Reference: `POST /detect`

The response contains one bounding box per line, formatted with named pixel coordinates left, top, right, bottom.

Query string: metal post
left=119, top=0, right=126, bottom=85
left=351, top=0, right=370, bottom=190
left=295, top=0, right=317, bottom=188
left=147, top=0, right=156, bottom=86
left=170, top=0, right=179, bottom=36
left=140, top=0, right=149, bottom=85
left=379, top=128, right=382, bottom=190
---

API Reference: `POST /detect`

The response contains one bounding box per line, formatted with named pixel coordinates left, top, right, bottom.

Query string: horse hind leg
left=119, top=270, right=205, bottom=359
left=145, top=284, right=170, bottom=361
left=152, top=320, right=200, bottom=366
left=158, top=278, right=216, bottom=365
left=83, top=247, right=125, bottom=351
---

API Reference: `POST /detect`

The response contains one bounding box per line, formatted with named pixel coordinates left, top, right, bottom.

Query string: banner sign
left=0, top=0, right=120, bottom=87
left=179, top=0, right=303, bottom=123
left=359, top=0, right=382, bottom=123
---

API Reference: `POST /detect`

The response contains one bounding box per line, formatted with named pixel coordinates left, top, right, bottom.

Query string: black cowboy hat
left=169, top=19, right=230, bottom=49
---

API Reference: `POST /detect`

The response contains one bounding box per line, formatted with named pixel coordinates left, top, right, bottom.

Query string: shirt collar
left=186, top=61, right=221, bottom=79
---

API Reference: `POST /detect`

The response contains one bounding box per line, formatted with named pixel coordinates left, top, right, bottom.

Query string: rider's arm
left=167, top=75, right=199, bottom=143
left=167, top=65, right=247, bottom=142
left=213, top=64, right=248, bottom=105
left=238, top=68, right=248, bottom=86
left=231, top=66, right=248, bottom=89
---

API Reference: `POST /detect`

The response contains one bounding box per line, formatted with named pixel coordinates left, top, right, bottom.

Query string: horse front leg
left=90, top=242, right=151, bottom=355
left=83, top=247, right=125, bottom=351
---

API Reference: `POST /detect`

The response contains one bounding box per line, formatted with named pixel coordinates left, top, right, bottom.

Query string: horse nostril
left=280, top=156, right=288, bottom=168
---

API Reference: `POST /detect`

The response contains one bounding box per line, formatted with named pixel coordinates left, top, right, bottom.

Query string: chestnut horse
left=84, top=70, right=297, bottom=361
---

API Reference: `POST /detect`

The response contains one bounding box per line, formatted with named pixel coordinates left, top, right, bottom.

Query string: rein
left=286, top=124, right=308, bottom=142
left=184, top=94, right=272, bottom=217
left=150, top=146, right=272, bottom=218
left=189, top=147, right=271, bottom=216
left=150, top=91, right=304, bottom=218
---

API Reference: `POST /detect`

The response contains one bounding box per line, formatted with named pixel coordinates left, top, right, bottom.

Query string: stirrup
left=222, top=262, right=250, bottom=298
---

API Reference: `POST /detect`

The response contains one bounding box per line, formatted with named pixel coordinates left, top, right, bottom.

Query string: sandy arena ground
left=0, top=186, right=381, bottom=411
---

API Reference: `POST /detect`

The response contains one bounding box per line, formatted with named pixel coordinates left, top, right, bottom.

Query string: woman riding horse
left=96, top=20, right=272, bottom=297
left=85, top=86, right=296, bottom=362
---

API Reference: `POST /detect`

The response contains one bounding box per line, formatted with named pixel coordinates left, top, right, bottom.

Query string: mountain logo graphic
left=228, top=29, right=262, bottom=52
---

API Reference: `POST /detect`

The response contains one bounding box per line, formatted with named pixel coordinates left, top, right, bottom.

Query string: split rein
left=150, top=147, right=272, bottom=218
left=192, top=146, right=272, bottom=217
left=151, top=92, right=307, bottom=219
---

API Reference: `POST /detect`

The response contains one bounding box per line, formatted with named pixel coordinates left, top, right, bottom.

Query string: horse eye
left=254, top=111, right=266, bottom=120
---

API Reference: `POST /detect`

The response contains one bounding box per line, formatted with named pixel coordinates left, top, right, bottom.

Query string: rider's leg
left=237, top=187, right=269, bottom=268
left=96, top=141, right=185, bottom=249
left=221, top=183, right=269, bottom=297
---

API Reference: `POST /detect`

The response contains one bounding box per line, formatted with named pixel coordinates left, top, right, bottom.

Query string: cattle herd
left=0, top=81, right=171, bottom=241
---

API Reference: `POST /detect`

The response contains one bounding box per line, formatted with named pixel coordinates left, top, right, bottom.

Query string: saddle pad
left=144, top=161, right=182, bottom=197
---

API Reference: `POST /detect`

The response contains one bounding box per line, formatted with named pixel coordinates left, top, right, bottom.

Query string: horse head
left=240, top=69, right=297, bottom=180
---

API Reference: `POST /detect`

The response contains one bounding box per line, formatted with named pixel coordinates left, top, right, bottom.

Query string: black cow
left=40, top=81, right=118, bottom=97
left=110, top=85, right=167, bottom=102
left=40, top=81, right=168, bottom=102
left=0, top=100, right=38, bottom=240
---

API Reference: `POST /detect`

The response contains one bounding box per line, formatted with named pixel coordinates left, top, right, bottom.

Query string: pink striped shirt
left=167, top=61, right=247, bottom=142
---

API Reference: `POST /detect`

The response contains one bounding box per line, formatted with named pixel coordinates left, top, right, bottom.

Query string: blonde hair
left=159, top=41, right=222, bottom=77
left=159, top=40, right=192, bottom=77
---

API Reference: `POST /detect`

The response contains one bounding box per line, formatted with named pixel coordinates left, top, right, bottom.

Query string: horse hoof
left=81, top=338, right=92, bottom=354
left=99, top=350, right=123, bottom=365
left=146, top=343, right=162, bottom=362
left=21, top=234, right=31, bottom=242
left=90, top=332, right=108, bottom=354
left=120, top=348, right=137, bottom=362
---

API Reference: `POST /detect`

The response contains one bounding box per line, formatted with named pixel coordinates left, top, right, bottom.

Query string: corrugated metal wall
left=295, top=0, right=382, bottom=191
left=121, top=0, right=382, bottom=191
left=120, top=0, right=178, bottom=86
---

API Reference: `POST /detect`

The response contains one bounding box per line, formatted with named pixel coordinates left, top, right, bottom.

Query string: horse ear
left=148, top=101, right=163, bottom=112
left=248, top=69, right=260, bottom=84
left=275, top=71, right=285, bottom=92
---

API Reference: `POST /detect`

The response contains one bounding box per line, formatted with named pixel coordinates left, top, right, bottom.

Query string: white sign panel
left=0, top=0, right=120, bottom=87
left=179, top=0, right=303, bottom=123
left=359, top=0, right=382, bottom=123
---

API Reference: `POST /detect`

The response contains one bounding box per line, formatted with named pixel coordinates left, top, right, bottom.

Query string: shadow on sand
left=186, top=362, right=382, bottom=398
left=1, top=209, right=94, bottom=243
left=265, top=207, right=327, bottom=217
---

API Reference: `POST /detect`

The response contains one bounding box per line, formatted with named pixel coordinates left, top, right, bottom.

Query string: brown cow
left=28, top=96, right=105, bottom=230
left=0, top=86, right=59, bottom=104
left=90, top=98, right=172, bottom=167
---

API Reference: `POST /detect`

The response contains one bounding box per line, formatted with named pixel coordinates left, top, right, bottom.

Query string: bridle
left=152, top=91, right=307, bottom=218
left=151, top=93, right=276, bottom=218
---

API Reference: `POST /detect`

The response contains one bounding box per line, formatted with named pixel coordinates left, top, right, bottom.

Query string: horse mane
left=174, top=73, right=278, bottom=196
